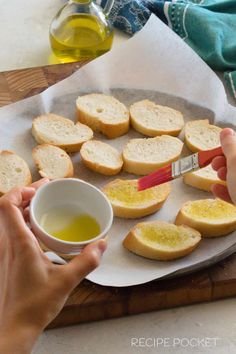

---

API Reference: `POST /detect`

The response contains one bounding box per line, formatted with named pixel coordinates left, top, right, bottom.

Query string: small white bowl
left=30, top=178, right=113, bottom=255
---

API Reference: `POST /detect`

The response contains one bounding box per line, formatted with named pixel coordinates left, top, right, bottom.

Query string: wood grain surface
left=1, top=62, right=236, bottom=329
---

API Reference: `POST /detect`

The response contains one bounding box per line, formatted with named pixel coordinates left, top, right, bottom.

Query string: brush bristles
left=138, top=165, right=173, bottom=191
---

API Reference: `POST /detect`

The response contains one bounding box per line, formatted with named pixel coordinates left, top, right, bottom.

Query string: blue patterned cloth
left=99, top=0, right=236, bottom=100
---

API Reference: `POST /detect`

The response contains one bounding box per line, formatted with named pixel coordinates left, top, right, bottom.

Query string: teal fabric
left=167, top=0, right=236, bottom=99
left=100, top=0, right=236, bottom=100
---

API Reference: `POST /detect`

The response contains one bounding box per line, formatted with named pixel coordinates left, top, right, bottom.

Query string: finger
left=23, top=207, right=30, bottom=222
left=22, top=199, right=31, bottom=209
left=211, top=184, right=232, bottom=203
left=211, top=156, right=226, bottom=171
left=30, top=178, right=49, bottom=190
left=64, top=239, right=107, bottom=288
left=220, top=128, right=236, bottom=164
left=217, top=167, right=227, bottom=181
left=8, top=179, right=49, bottom=209
left=0, top=190, right=38, bottom=246
left=1, top=187, right=35, bottom=208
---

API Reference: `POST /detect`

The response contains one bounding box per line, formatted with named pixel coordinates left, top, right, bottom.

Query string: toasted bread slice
left=183, top=165, right=226, bottom=192
left=102, top=179, right=171, bottom=218
left=123, top=221, right=201, bottom=260
left=122, top=135, right=183, bottom=175
left=0, top=150, right=32, bottom=195
left=130, top=99, right=184, bottom=137
left=185, top=119, right=221, bottom=152
left=175, top=199, right=236, bottom=237
left=80, top=140, right=123, bottom=176
left=32, top=113, right=93, bottom=153
left=76, top=93, right=129, bottom=138
left=32, top=144, right=74, bottom=180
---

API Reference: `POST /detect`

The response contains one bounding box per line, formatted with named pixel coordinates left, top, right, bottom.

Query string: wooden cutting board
left=1, top=62, right=236, bottom=329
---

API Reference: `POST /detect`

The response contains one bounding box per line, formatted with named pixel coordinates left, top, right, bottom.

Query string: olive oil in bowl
left=30, top=178, right=113, bottom=254
left=40, top=205, right=101, bottom=243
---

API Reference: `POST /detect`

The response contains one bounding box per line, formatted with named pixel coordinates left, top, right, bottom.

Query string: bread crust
left=123, top=221, right=201, bottom=260
left=76, top=94, right=130, bottom=139
left=123, top=155, right=180, bottom=175
left=130, top=100, right=184, bottom=137
left=102, top=179, right=171, bottom=219
left=175, top=211, right=236, bottom=237
left=111, top=198, right=168, bottom=219
left=80, top=140, right=123, bottom=176
left=183, top=169, right=226, bottom=192
left=131, top=118, right=181, bottom=137
left=32, top=114, right=93, bottom=153
left=77, top=109, right=129, bottom=139
left=81, top=157, right=122, bottom=176
left=122, top=136, right=183, bottom=175
left=175, top=200, right=236, bottom=237
left=184, top=119, right=221, bottom=153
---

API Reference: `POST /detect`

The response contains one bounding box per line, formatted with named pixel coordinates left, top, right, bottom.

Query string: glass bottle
left=49, top=0, right=114, bottom=63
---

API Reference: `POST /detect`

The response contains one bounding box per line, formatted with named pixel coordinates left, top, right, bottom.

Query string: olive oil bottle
left=49, top=0, right=114, bottom=63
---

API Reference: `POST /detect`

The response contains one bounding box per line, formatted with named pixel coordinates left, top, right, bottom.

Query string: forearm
left=0, top=322, right=42, bottom=354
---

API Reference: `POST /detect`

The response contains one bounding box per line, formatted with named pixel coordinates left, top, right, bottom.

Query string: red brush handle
left=198, top=146, right=223, bottom=167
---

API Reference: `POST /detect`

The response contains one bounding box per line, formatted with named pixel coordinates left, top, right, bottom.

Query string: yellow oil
left=50, top=14, right=114, bottom=62
left=40, top=205, right=100, bottom=242
left=140, top=224, right=189, bottom=248
left=105, top=180, right=170, bottom=206
left=187, top=199, right=236, bottom=220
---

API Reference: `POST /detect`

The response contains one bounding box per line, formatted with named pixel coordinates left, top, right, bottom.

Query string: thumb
left=220, top=128, right=236, bottom=164
left=65, top=239, right=107, bottom=287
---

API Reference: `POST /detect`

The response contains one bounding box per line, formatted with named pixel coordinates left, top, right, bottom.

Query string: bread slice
left=185, top=119, right=221, bottom=152
left=0, top=150, right=32, bottom=195
left=123, top=221, right=201, bottom=261
left=80, top=140, right=123, bottom=176
left=175, top=199, right=236, bottom=237
left=183, top=165, right=226, bottom=192
left=102, top=179, right=171, bottom=218
left=130, top=99, right=184, bottom=137
left=76, top=93, right=129, bottom=138
left=32, top=113, right=93, bottom=153
left=122, top=135, right=183, bottom=175
left=32, top=144, right=74, bottom=180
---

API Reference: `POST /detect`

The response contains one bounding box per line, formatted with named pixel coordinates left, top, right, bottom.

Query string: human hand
left=211, top=128, right=236, bottom=205
left=0, top=179, right=107, bottom=354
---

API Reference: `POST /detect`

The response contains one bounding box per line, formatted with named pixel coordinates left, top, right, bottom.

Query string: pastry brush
left=138, top=146, right=223, bottom=191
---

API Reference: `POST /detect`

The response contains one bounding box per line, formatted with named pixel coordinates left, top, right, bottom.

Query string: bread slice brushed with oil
left=102, top=179, right=171, bottom=218
left=175, top=199, right=236, bottom=237
left=123, top=221, right=201, bottom=261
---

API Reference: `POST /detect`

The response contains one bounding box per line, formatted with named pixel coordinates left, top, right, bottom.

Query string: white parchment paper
left=1, top=15, right=236, bottom=286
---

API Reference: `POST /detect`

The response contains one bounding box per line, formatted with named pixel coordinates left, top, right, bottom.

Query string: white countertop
left=1, top=1, right=236, bottom=353
left=0, top=0, right=128, bottom=71
left=33, top=299, right=236, bottom=354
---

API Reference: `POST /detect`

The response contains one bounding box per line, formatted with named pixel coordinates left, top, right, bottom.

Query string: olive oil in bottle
left=49, top=1, right=114, bottom=63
